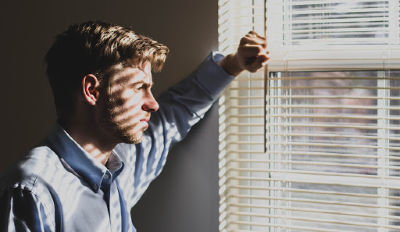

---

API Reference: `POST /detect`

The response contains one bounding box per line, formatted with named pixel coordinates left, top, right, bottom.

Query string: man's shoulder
left=0, top=146, right=61, bottom=228
left=0, top=145, right=62, bottom=192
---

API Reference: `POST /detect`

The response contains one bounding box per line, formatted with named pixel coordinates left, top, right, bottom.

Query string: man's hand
left=218, top=31, right=269, bottom=76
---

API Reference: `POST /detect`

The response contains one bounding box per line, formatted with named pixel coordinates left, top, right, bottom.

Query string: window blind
left=218, top=0, right=400, bottom=231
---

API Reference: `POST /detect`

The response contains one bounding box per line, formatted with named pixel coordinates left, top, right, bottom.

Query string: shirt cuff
left=194, top=52, right=236, bottom=100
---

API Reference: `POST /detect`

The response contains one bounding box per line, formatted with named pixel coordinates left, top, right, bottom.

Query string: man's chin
left=120, top=132, right=144, bottom=144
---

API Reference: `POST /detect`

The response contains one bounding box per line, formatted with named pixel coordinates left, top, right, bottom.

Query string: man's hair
left=45, top=21, right=169, bottom=123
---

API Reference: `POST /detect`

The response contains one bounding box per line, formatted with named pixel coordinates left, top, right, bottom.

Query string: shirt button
left=104, top=173, right=112, bottom=183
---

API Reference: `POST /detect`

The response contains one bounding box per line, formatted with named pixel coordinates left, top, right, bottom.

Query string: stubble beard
left=100, top=98, right=147, bottom=145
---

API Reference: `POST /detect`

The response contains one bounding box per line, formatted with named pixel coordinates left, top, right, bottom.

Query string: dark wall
left=0, top=1, right=219, bottom=231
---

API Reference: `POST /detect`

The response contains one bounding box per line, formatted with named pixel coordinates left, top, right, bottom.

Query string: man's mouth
left=140, top=118, right=150, bottom=123
left=140, top=114, right=151, bottom=123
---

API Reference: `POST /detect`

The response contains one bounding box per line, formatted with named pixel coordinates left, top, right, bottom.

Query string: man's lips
left=140, top=115, right=151, bottom=123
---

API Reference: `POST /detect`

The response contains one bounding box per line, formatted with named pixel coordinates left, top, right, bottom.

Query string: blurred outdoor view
left=264, top=0, right=400, bottom=230
left=266, top=70, right=400, bottom=231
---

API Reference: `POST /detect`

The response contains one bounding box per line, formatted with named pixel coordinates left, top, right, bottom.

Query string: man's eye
left=135, top=84, right=145, bottom=90
left=133, top=83, right=152, bottom=91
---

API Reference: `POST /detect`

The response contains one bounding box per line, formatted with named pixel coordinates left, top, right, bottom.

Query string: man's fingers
left=239, top=44, right=270, bottom=66
left=248, top=31, right=266, bottom=41
left=240, top=36, right=267, bottom=47
left=233, top=31, right=269, bottom=73
left=239, top=44, right=267, bottom=57
left=239, top=35, right=267, bottom=48
left=245, top=55, right=270, bottom=73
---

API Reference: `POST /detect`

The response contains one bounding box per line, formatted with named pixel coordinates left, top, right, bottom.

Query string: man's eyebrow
left=132, top=80, right=154, bottom=86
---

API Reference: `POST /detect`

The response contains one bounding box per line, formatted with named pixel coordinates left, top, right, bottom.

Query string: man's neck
left=61, top=120, right=117, bottom=166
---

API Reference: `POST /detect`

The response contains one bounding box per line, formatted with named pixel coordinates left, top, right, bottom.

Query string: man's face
left=98, top=61, right=159, bottom=144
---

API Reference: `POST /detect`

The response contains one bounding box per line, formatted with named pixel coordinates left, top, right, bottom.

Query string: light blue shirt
left=0, top=53, right=234, bottom=232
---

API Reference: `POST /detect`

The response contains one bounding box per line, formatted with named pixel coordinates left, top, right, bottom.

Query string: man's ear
left=82, top=74, right=101, bottom=106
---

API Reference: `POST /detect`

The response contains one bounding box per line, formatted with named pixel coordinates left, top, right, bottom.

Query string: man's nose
left=142, top=92, right=159, bottom=112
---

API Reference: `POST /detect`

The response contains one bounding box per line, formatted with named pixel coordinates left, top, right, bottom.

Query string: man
left=0, top=21, right=268, bottom=231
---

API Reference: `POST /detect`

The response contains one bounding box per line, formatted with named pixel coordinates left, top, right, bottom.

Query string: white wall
left=0, top=1, right=219, bottom=231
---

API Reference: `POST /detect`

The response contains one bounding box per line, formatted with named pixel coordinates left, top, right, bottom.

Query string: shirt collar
left=45, top=124, right=124, bottom=193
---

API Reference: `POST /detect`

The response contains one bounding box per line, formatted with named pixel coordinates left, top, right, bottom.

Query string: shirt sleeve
left=114, top=52, right=235, bottom=208
left=0, top=187, right=54, bottom=232
left=153, top=51, right=234, bottom=146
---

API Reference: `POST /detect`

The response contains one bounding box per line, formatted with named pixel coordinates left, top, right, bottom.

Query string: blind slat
left=223, top=169, right=400, bottom=188
left=227, top=158, right=400, bottom=171
left=229, top=211, right=400, bottom=230
left=228, top=220, right=400, bottom=232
